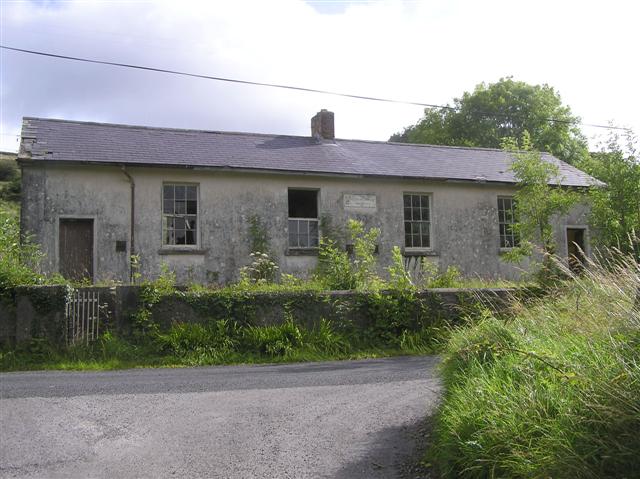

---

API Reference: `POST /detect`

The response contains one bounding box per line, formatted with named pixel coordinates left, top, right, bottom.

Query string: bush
left=417, top=260, right=462, bottom=288
left=430, top=254, right=640, bottom=478
left=239, top=251, right=279, bottom=284
left=317, top=237, right=356, bottom=290
left=0, top=176, right=21, bottom=201
left=0, top=211, right=49, bottom=292
left=316, top=219, right=381, bottom=290
left=0, top=160, right=17, bottom=182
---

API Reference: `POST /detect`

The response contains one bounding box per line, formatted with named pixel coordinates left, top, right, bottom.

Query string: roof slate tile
left=19, top=117, right=599, bottom=187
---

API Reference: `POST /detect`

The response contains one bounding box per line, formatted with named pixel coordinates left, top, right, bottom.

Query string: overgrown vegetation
left=0, top=154, right=41, bottom=294
left=316, top=219, right=383, bottom=290
left=578, top=130, right=640, bottom=259
left=0, top=298, right=446, bottom=371
left=0, top=152, right=20, bottom=203
left=0, top=208, right=64, bottom=295
left=1, top=220, right=476, bottom=371
left=499, top=133, right=581, bottom=286
left=429, top=254, right=640, bottom=478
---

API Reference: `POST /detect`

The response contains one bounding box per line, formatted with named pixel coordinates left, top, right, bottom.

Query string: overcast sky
left=1, top=0, right=638, bottom=153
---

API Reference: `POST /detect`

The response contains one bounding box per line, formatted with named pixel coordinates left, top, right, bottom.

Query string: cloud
left=1, top=0, right=638, bottom=152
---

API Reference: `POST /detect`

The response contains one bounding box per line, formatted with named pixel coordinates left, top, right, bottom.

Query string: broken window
left=498, top=196, right=519, bottom=248
left=288, top=189, right=319, bottom=248
left=404, top=193, right=431, bottom=249
left=163, top=184, right=198, bottom=246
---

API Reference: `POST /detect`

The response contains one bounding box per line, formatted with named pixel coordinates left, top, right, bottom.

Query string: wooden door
left=59, top=219, right=94, bottom=282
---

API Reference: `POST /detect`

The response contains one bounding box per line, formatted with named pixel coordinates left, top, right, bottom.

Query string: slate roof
left=19, top=117, right=599, bottom=187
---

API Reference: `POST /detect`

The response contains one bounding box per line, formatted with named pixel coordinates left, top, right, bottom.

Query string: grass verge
left=429, top=255, right=640, bottom=478
left=0, top=319, right=446, bottom=372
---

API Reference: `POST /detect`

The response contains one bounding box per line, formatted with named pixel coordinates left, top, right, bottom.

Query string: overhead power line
left=0, top=44, right=631, bottom=132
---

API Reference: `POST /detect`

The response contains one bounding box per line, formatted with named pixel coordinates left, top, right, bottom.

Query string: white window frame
left=161, top=182, right=200, bottom=248
left=403, top=192, right=433, bottom=251
left=288, top=217, right=320, bottom=249
left=497, top=195, right=519, bottom=250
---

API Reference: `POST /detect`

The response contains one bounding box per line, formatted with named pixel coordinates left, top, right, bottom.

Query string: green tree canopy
left=391, top=77, right=588, bottom=164
left=578, top=130, right=640, bottom=259
left=502, top=133, right=580, bottom=259
left=501, top=133, right=581, bottom=285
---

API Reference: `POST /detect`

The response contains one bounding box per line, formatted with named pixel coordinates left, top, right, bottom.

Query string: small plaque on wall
left=343, top=194, right=377, bottom=210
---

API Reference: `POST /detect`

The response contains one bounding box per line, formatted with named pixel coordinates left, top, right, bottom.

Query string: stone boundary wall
left=0, top=285, right=518, bottom=347
left=1, top=286, right=69, bottom=348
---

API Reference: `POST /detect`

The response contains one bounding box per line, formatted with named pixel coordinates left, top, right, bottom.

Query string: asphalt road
left=0, top=356, right=441, bottom=479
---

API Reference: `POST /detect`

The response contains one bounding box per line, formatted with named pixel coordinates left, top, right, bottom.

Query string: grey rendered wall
left=21, top=163, right=589, bottom=284
left=21, top=164, right=132, bottom=283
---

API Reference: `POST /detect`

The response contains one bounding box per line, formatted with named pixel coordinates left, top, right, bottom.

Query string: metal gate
left=65, top=289, right=101, bottom=345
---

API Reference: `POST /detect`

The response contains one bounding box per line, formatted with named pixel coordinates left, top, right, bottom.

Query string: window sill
left=499, top=247, right=518, bottom=255
left=285, top=248, right=319, bottom=256
left=158, top=248, right=208, bottom=255
left=402, top=248, right=438, bottom=257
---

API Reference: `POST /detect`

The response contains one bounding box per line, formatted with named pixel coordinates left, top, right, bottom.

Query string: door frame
left=56, top=215, right=97, bottom=283
left=564, top=225, right=589, bottom=265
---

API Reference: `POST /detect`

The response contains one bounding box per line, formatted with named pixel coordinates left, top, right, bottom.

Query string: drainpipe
left=121, top=166, right=135, bottom=283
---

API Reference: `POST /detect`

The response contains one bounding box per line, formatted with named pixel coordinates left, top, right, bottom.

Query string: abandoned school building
left=17, top=110, right=598, bottom=285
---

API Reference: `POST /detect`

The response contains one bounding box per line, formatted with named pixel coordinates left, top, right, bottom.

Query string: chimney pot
left=311, top=110, right=335, bottom=141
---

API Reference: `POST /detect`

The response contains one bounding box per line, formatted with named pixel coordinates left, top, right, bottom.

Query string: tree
left=501, top=133, right=580, bottom=281
left=577, top=130, right=640, bottom=260
left=391, top=77, right=588, bottom=165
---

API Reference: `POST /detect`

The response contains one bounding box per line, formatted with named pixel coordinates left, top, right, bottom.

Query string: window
left=163, top=184, right=198, bottom=246
left=404, top=193, right=431, bottom=249
left=288, top=189, right=319, bottom=248
left=498, top=196, right=519, bottom=248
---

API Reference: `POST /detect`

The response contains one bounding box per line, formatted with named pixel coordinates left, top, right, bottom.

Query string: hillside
left=0, top=151, right=20, bottom=215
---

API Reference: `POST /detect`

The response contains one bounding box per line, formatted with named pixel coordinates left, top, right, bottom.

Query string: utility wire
left=0, top=44, right=631, bottom=132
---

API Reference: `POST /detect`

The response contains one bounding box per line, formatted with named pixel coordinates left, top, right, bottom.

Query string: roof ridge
left=23, top=117, right=290, bottom=140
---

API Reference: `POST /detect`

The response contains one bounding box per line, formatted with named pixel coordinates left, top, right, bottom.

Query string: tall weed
left=431, top=254, right=640, bottom=478
left=0, top=211, right=51, bottom=291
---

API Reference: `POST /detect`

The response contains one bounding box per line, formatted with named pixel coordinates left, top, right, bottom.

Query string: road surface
left=0, top=356, right=441, bottom=478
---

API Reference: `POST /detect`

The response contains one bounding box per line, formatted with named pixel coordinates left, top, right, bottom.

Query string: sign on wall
left=343, top=194, right=377, bottom=210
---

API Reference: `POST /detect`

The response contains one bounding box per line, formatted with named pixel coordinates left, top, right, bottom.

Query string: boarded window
left=288, top=189, right=319, bottom=248
left=498, top=196, right=519, bottom=248
left=404, top=193, right=431, bottom=249
left=163, top=184, right=198, bottom=246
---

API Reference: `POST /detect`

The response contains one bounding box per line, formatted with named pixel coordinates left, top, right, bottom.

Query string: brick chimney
left=311, top=109, right=334, bottom=141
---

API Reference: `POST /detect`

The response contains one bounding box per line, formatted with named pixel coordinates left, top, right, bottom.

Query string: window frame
left=497, top=195, right=519, bottom=250
left=161, top=182, right=200, bottom=248
left=403, top=192, right=433, bottom=251
left=287, top=188, right=320, bottom=250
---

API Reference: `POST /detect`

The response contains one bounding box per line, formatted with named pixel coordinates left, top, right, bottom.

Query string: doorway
left=59, top=218, right=94, bottom=282
left=566, top=228, right=586, bottom=273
